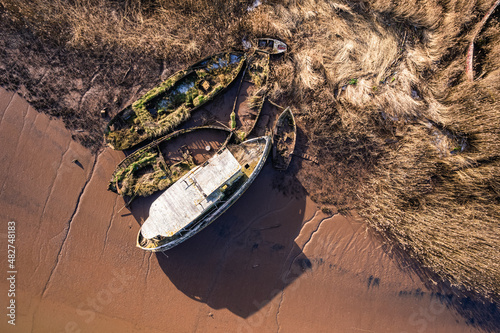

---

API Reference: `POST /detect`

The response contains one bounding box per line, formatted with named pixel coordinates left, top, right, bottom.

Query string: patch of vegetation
left=133, top=71, right=188, bottom=112
left=230, top=111, right=236, bottom=130
left=110, top=147, right=197, bottom=197
left=247, top=0, right=500, bottom=305
left=233, top=130, right=246, bottom=143
left=185, top=88, right=199, bottom=107
left=248, top=94, right=264, bottom=110
left=193, top=95, right=206, bottom=107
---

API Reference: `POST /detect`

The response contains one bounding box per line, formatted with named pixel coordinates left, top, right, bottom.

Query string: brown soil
left=0, top=88, right=493, bottom=332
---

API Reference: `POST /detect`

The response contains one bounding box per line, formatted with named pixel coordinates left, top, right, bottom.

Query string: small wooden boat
left=108, top=126, right=231, bottom=198
left=231, top=50, right=270, bottom=140
left=272, top=107, right=296, bottom=170
left=137, top=136, right=272, bottom=251
left=257, top=38, right=287, bottom=54
left=104, top=52, right=246, bottom=150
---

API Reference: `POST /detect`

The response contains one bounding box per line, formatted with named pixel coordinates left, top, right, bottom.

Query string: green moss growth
left=113, top=152, right=158, bottom=183
left=193, top=95, right=205, bottom=106
left=236, top=130, right=246, bottom=142
left=185, top=88, right=199, bottom=107
left=106, top=129, right=144, bottom=150
left=133, top=70, right=188, bottom=110
left=230, top=111, right=236, bottom=129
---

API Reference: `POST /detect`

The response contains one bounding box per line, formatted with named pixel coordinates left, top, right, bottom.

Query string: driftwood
left=466, top=0, right=500, bottom=81
left=292, top=152, right=319, bottom=164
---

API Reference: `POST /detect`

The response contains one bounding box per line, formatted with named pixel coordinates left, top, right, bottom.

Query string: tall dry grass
left=2, top=0, right=251, bottom=61
left=1, top=0, right=499, bottom=306
left=245, top=0, right=500, bottom=303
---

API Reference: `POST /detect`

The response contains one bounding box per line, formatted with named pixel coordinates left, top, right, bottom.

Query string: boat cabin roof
left=141, top=148, right=241, bottom=239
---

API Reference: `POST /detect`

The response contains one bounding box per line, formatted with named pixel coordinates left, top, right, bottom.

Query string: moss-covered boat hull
left=104, top=51, right=245, bottom=150
left=229, top=50, right=270, bottom=143
left=108, top=126, right=231, bottom=198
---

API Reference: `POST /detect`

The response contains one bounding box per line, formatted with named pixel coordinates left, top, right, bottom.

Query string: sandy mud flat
left=0, top=87, right=483, bottom=332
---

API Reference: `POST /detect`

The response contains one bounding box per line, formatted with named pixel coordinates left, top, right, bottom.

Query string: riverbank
left=1, top=0, right=499, bottom=304
left=0, top=87, right=486, bottom=332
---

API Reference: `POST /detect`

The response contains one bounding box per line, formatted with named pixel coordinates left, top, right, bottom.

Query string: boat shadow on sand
left=129, top=159, right=312, bottom=318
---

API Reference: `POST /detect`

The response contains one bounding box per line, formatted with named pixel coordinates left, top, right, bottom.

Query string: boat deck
left=138, top=136, right=271, bottom=251
left=140, top=138, right=268, bottom=240
left=228, top=139, right=267, bottom=178
left=141, top=148, right=241, bottom=239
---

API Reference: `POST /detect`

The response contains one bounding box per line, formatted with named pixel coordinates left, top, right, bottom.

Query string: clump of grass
left=348, top=78, right=358, bottom=85
left=230, top=111, right=236, bottom=130
left=248, top=94, right=264, bottom=110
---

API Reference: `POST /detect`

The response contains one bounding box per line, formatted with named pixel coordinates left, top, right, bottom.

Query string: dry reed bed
left=1, top=0, right=499, bottom=302
left=247, top=0, right=500, bottom=302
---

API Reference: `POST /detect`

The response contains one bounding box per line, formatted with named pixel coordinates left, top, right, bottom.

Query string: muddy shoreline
left=0, top=87, right=491, bottom=332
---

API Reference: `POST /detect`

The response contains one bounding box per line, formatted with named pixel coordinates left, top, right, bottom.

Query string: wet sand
left=0, top=86, right=484, bottom=332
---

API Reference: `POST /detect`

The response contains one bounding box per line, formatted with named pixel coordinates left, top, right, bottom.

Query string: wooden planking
left=141, top=148, right=241, bottom=238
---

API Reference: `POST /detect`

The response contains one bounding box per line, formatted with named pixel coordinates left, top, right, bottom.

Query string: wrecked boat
left=272, top=107, right=296, bottom=170
left=257, top=38, right=287, bottom=54
left=231, top=50, right=270, bottom=139
left=104, top=51, right=246, bottom=150
left=108, top=126, right=231, bottom=198
left=137, top=136, right=272, bottom=252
